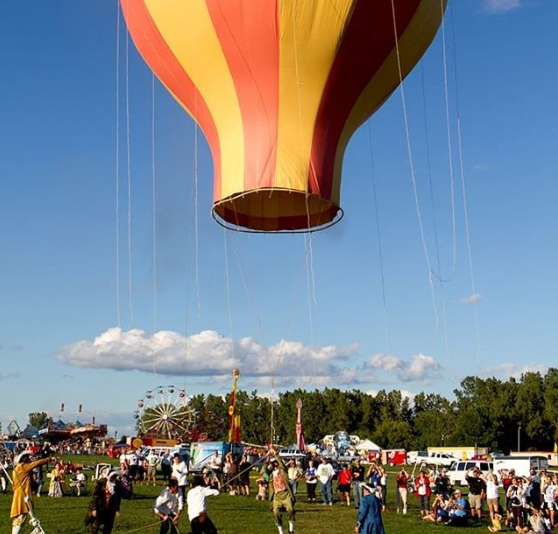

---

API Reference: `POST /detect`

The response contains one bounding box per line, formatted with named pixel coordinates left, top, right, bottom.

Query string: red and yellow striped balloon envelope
left=121, top=0, right=446, bottom=232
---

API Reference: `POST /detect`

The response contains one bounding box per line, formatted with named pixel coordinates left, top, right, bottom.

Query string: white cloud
left=481, top=0, right=522, bottom=14
left=460, top=293, right=482, bottom=305
left=57, top=328, right=360, bottom=386
left=369, top=352, right=442, bottom=382
left=479, top=362, right=548, bottom=380
left=58, top=329, right=448, bottom=390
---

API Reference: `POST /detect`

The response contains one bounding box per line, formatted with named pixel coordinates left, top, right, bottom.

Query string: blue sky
left=1, top=0, right=556, bottom=438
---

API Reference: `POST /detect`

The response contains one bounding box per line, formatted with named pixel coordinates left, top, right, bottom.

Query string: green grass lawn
left=0, top=458, right=482, bottom=533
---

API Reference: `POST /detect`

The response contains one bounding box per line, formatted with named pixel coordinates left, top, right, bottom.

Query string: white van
left=446, top=459, right=493, bottom=486
left=492, top=455, right=549, bottom=479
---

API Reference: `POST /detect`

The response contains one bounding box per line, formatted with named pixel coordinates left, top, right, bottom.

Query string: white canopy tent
left=355, top=439, right=381, bottom=452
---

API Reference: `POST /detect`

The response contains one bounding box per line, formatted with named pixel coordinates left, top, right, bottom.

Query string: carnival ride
left=134, top=385, right=194, bottom=442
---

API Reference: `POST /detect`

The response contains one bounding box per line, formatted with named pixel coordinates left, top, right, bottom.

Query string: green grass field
left=0, top=458, right=481, bottom=533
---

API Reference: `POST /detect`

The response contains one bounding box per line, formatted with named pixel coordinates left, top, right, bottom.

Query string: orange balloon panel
left=121, top=0, right=446, bottom=232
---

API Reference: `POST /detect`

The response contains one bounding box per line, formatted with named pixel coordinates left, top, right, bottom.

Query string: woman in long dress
left=354, top=483, right=385, bottom=534
left=48, top=463, right=63, bottom=497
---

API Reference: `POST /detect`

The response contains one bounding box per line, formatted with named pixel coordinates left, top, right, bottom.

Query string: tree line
left=188, top=368, right=558, bottom=453
left=25, top=368, right=558, bottom=453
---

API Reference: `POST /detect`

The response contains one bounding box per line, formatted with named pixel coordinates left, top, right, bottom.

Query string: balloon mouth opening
left=212, top=188, right=344, bottom=233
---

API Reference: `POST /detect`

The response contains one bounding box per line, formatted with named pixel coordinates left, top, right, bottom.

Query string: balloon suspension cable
left=125, top=0, right=134, bottom=329
left=439, top=0, right=458, bottom=278
left=390, top=0, right=439, bottom=332
left=114, top=0, right=121, bottom=328
left=193, top=91, right=202, bottom=318
left=366, top=123, right=391, bottom=355
left=449, top=0, right=481, bottom=368
left=151, top=72, right=158, bottom=334
left=419, top=64, right=451, bottom=362
left=270, top=378, right=276, bottom=445
left=220, top=454, right=267, bottom=491
left=304, top=233, right=319, bottom=389
left=223, top=229, right=235, bottom=367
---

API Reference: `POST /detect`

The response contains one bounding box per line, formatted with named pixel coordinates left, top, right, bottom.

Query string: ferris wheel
left=134, top=385, right=194, bottom=441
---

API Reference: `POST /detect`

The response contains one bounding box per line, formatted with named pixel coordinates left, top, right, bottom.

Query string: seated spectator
left=445, top=489, right=469, bottom=527
left=70, top=469, right=87, bottom=496
left=516, top=506, right=549, bottom=534
left=422, top=492, right=450, bottom=524
left=488, top=512, right=503, bottom=532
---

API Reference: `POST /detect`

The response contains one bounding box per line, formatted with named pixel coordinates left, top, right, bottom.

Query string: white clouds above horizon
left=369, top=352, right=442, bottom=383
left=479, top=362, right=548, bottom=380
left=481, top=0, right=522, bottom=14
left=56, top=328, right=444, bottom=389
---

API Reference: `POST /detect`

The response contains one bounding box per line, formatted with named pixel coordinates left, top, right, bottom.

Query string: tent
left=355, top=439, right=381, bottom=452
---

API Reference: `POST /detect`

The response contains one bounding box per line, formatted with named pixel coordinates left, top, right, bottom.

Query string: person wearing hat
left=85, top=470, right=123, bottom=534
left=10, top=450, right=53, bottom=534
left=265, top=447, right=296, bottom=534
left=465, top=467, right=486, bottom=522
left=354, top=483, right=385, bottom=534
left=446, top=489, right=468, bottom=527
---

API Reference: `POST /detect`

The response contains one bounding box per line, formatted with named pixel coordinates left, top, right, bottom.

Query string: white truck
left=492, top=455, right=549, bottom=478
left=408, top=450, right=456, bottom=468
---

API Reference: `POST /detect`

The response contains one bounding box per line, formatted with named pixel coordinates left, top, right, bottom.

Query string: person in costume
left=10, top=450, right=53, bottom=534
left=354, top=483, right=385, bottom=534
left=86, top=470, right=123, bottom=534
left=265, top=446, right=296, bottom=534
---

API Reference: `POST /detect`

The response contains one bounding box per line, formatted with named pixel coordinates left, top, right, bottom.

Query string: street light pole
left=518, top=425, right=521, bottom=452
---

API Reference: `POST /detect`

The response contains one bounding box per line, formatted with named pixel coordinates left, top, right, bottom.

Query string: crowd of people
left=1, top=444, right=388, bottom=534
left=395, top=464, right=558, bottom=533
left=6, top=440, right=558, bottom=534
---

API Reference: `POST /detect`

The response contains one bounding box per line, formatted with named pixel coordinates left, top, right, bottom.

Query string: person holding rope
left=10, top=450, right=54, bottom=534
left=265, top=446, right=296, bottom=534
left=154, top=478, right=182, bottom=534
left=187, top=475, right=220, bottom=534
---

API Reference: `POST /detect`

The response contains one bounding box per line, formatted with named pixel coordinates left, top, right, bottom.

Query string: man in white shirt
left=171, top=453, right=189, bottom=503
left=154, top=479, right=182, bottom=534
left=187, top=475, right=220, bottom=534
left=317, top=457, right=335, bottom=505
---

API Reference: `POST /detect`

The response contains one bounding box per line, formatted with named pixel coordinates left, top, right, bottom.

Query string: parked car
left=446, top=459, right=493, bottom=486
left=408, top=451, right=456, bottom=468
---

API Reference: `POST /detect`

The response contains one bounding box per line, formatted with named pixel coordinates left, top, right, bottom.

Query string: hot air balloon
left=121, top=0, right=446, bottom=232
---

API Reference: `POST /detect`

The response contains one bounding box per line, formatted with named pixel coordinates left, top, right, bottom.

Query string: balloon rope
left=269, top=255, right=310, bottom=442
left=151, top=72, right=157, bottom=334
left=389, top=0, right=439, bottom=332
left=439, top=0, right=458, bottom=276
left=125, top=0, right=134, bottom=329
left=223, top=228, right=235, bottom=368
left=449, top=1, right=481, bottom=368
left=230, top=242, right=266, bottom=346
left=419, top=64, right=451, bottom=362
left=304, top=234, right=319, bottom=390
left=194, top=91, right=201, bottom=318
left=366, top=124, right=391, bottom=355
left=114, top=0, right=121, bottom=328
left=151, top=73, right=159, bottom=378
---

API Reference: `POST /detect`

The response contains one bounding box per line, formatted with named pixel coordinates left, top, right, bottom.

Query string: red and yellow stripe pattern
left=122, top=0, right=446, bottom=232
